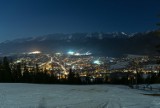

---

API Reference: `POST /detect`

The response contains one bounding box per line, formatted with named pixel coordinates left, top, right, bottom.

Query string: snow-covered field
left=0, top=83, right=160, bottom=108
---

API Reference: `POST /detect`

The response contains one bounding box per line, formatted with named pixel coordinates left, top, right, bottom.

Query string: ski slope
left=0, top=83, right=160, bottom=108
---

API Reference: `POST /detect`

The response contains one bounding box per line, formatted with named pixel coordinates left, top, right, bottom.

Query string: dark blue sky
left=0, top=0, right=160, bottom=42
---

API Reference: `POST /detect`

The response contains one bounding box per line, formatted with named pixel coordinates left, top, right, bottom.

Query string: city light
left=56, top=52, right=61, bottom=55
left=94, top=60, right=101, bottom=65
left=28, top=51, right=41, bottom=54
left=67, top=50, right=92, bottom=56
left=11, top=50, right=159, bottom=84
left=74, top=53, right=80, bottom=56
left=67, top=51, right=74, bottom=55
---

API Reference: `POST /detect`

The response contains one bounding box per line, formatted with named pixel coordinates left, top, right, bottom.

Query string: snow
left=86, top=33, right=92, bottom=38
left=68, top=35, right=72, bottom=39
left=38, top=37, right=46, bottom=42
left=98, top=33, right=103, bottom=40
left=1, top=40, right=11, bottom=44
left=121, top=32, right=127, bottom=35
left=0, top=83, right=160, bottom=108
left=26, top=37, right=37, bottom=41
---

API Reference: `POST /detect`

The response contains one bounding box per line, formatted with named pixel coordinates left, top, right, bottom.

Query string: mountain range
left=0, top=30, right=160, bottom=57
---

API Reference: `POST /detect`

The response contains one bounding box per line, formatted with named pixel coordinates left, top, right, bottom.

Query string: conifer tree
left=68, top=68, right=75, bottom=84
left=0, top=60, right=4, bottom=82
left=2, top=57, right=12, bottom=82
left=12, top=63, right=22, bottom=82
left=22, top=65, right=30, bottom=83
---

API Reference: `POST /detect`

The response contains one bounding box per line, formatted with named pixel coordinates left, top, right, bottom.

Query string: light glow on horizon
left=68, top=51, right=74, bottom=55
left=28, top=51, right=41, bottom=54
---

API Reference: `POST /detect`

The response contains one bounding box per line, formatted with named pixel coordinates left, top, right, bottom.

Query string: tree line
left=0, top=57, right=84, bottom=84
left=0, top=57, right=160, bottom=85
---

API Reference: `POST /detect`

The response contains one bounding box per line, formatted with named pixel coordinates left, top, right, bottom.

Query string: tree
left=2, top=57, right=12, bottom=82
left=22, top=65, right=31, bottom=83
left=0, top=60, right=4, bottom=82
left=12, top=63, right=22, bottom=82
left=68, top=68, right=75, bottom=84
left=156, top=15, right=160, bottom=53
left=35, top=64, right=39, bottom=73
left=74, top=73, right=81, bottom=84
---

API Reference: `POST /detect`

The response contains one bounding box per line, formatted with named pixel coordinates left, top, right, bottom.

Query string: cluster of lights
left=28, top=51, right=41, bottom=54
left=93, top=60, right=101, bottom=65
left=67, top=51, right=92, bottom=56
left=67, top=51, right=74, bottom=55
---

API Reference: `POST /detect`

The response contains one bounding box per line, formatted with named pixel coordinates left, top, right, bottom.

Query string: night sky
left=0, top=0, right=160, bottom=42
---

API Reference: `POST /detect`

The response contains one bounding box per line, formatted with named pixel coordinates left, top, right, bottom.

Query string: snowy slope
left=0, top=83, right=159, bottom=108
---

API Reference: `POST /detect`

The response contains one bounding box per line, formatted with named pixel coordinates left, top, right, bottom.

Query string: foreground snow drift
left=0, top=83, right=160, bottom=108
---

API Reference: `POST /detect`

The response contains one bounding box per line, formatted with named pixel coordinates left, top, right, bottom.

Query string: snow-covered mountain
left=0, top=31, right=160, bottom=56
left=1, top=32, right=130, bottom=43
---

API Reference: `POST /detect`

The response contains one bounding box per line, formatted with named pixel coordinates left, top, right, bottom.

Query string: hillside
left=0, top=83, right=160, bottom=108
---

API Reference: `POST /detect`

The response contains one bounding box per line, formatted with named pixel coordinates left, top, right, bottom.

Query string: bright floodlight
left=28, top=51, right=41, bottom=54
left=68, top=51, right=74, bottom=55
left=55, top=52, right=61, bottom=55
left=74, top=53, right=80, bottom=56
left=94, top=60, right=101, bottom=65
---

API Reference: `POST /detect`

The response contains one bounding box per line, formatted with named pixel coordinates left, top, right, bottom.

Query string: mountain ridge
left=0, top=30, right=160, bottom=57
